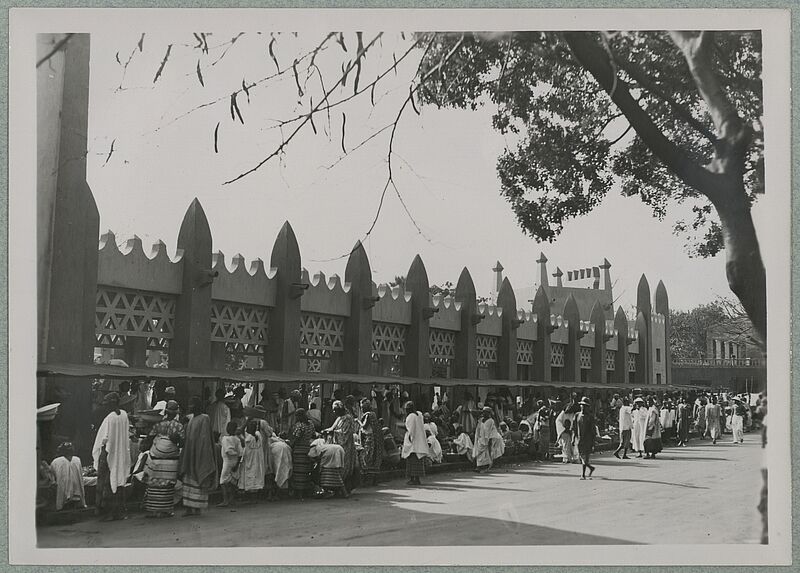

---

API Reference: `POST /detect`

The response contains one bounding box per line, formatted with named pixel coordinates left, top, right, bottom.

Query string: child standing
left=557, top=418, right=576, bottom=464
left=218, top=421, right=243, bottom=508
left=239, top=420, right=266, bottom=503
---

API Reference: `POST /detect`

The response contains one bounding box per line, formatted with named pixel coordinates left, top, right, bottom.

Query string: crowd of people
left=36, top=379, right=765, bottom=522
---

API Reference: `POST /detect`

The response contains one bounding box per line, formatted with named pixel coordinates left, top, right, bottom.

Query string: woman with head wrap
left=324, top=400, right=358, bottom=491
left=179, top=397, right=218, bottom=516
left=92, top=392, right=131, bottom=521
left=288, top=408, right=316, bottom=499
left=143, top=399, right=184, bottom=517
left=50, top=442, right=86, bottom=511
left=358, top=398, right=384, bottom=486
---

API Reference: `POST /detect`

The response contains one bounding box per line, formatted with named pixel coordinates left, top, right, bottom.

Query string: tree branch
left=603, top=34, right=718, bottom=146
left=223, top=33, right=385, bottom=185
left=562, top=31, right=721, bottom=197
left=37, top=34, right=74, bottom=68
left=669, top=31, right=752, bottom=175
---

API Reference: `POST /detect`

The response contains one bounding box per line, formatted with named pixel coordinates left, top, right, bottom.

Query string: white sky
left=84, top=30, right=768, bottom=312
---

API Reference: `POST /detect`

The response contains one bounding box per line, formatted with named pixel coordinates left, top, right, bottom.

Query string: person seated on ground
left=499, top=421, right=510, bottom=440
left=423, top=412, right=443, bottom=464
left=504, top=421, right=524, bottom=456
left=308, top=437, right=349, bottom=498
left=381, top=426, right=402, bottom=468
left=50, top=442, right=87, bottom=511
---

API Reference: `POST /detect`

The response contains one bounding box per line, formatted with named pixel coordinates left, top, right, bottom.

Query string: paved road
left=38, top=439, right=764, bottom=547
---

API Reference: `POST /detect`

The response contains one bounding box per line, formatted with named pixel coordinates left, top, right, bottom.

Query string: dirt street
left=38, top=439, right=763, bottom=547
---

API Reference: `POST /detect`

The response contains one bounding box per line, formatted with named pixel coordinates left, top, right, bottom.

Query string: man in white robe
left=473, top=407, right=505, bottom=471
left=50, top=442, right=86, bottom=510
left=631, top=398, right=648, bottom=457
left=92, top=393, right=131, bottom=520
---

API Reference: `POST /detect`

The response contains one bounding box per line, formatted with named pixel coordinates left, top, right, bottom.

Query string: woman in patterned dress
left=358, top=398, right=384, bottom=486
left=143, top=400, right=184, bottom=518
left=325, top=400, right=358, bottom=491
left=288, top=409, right=316, bottom=499
left=179, top=398, right=218, bottom=516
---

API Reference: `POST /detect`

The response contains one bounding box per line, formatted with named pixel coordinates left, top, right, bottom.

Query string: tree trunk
left=562, top=31, right=767, bottom=347
left=712, top=182, right=767, bottom=345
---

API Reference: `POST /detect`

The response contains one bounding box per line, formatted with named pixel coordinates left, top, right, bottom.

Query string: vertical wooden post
left=655, top=280, right=671, bottom=384
left=264, top=222, right=302, bottom=372
left=531, top=286, right=552, bottom=383
left=454, top=268, right=477, bottom=380
left=170, top=199, right=213, bottom=370
left=563, top=295, right=581, bottom=383
left=613, top=307, right=629, bottom=385
left=38, top=34, right=98, bottom=365
left=636, top=274, right=652, bottom=385
left=403, top=255, right=431, bottom=379
left=589, top=301, right=606, bottom=384
left=343, top=241, right=373, bottom=374
left=496, top=278, right=518, bottom=381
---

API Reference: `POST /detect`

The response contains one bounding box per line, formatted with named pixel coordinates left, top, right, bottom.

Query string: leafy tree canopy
left=416, top=31, right=763, bottom=258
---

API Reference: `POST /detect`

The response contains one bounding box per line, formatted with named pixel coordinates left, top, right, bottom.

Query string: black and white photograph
left=8, top=7, right=792, bottom=567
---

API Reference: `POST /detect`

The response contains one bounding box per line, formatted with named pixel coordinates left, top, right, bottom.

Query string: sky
left=83, top=30, right=768, bottom=313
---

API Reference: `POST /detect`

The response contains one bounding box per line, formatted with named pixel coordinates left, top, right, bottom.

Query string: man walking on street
left=613, top=397, right=632, bottom=459
left=731, top=397, right=746, bottom=444
left=575, top=397, right=597, bottom=480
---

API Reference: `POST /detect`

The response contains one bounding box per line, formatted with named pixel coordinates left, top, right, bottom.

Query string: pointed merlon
left=345, top=240, right=372, bottom=292
left=270, top=221, right=301, bottom=280
left=637, top=274, right=652, bottom=315
left=655, top=280, right=669, bottom=315
left=177, top=198, right=212, bottom=251
left=497, top=277, right=517, bottom=310
left=614, top=305, right=629, bottom=335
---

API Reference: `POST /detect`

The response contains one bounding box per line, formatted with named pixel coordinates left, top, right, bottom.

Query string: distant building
left=672, top=318, right=766, bottom=394
left=507, top=253, right=670, bottom=386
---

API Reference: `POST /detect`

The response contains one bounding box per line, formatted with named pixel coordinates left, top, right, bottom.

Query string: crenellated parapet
left=475, top=303, right=503, bottom=336
left=428, top=293, right=461, bottom=331
left=85, top=206, right=671, bottom=384
left=212, top=251, right=277, bottom=307
left=372, top=282, right=413, bottom=325
left=98, top=231, right=182, bottom=294
left=300, top=269, right=351, bottom=317
left=516, top=310, right=537, bottom=341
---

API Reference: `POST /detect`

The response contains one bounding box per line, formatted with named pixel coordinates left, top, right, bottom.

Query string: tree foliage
left=669, top=297, right=758, bottom=361
left=416, top=31, right=766, bottom=345
left=416, top=31, right=763, bottom=256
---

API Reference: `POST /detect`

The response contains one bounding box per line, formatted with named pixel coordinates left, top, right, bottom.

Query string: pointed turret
left=537, top=252, right=549, bottom=288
